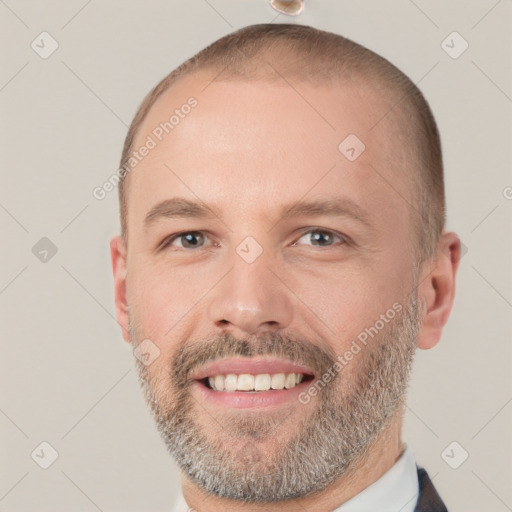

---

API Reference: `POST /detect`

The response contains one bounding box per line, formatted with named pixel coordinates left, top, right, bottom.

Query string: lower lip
left=192, top=379, right=313, bottom=409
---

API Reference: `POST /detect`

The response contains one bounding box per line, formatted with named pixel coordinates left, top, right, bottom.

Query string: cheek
left=126, top=259, right=212, bottom=340
left=293, top=261, right=408, bottom=349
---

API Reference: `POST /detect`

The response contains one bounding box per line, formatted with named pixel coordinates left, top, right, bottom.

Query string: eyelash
left=158, top=228, right=348, bottom=251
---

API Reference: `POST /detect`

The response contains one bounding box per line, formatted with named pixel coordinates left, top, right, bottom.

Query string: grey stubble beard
left=131, top=292, right=421, bottom=502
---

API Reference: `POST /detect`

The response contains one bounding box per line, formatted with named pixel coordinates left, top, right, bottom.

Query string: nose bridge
left=208, top=241, right=293, bottom=335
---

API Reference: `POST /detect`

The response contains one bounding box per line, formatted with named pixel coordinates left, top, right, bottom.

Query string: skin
left=110, top=69, right=460, bottom=511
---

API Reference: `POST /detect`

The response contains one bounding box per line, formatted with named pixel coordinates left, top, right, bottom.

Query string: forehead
left=126, top=72, right=413, bottom=233
left=137, top=71, right=388, bottom=159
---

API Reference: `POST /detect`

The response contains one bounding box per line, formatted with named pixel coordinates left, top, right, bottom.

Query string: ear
left=110, top=235, right=131, bottom=343
left=416, top=232, right=461, bottom=350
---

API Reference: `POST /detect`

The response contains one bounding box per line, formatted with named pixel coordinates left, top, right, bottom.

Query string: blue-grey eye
left=171, top=231, right=206, bottom=249
left=295, top=230, right=343, bottom=247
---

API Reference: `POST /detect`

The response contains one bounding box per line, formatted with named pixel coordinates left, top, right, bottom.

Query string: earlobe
left=416, top=232, right=461, bottom=350
left=110, top=235, right=131, bottom=343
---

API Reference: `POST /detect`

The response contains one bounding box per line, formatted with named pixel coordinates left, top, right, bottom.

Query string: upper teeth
left=207, top=373, right=305, bottom=392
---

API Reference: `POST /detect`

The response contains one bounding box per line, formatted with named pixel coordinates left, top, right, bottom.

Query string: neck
left=180, top=411, right=404, bottom=512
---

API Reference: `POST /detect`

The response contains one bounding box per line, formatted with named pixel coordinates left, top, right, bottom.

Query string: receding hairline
left=126, top=67, right=419, bottom=229
left=130, top=64, right=402, bottom=155
left=118, top=23, right=445, bottom=262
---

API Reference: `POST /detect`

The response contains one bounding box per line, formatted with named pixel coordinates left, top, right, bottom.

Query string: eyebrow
left=143, top=196, right=372, bottom=230
left=144, top=198, right=220, bottom=228
left=279, top=198, right=372, bottom=227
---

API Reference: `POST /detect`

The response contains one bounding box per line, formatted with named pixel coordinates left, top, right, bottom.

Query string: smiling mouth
left=198, top=372, right=314, bottom=392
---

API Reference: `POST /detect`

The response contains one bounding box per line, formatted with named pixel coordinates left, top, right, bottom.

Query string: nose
left=207, top=248, right=294, bottom=336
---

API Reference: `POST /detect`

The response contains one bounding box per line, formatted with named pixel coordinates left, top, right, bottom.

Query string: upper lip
left=191, top=357, right=316, bottom=381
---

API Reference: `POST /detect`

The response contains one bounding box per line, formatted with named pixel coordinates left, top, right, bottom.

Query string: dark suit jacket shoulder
left=414, top=466, right=448, bottom=512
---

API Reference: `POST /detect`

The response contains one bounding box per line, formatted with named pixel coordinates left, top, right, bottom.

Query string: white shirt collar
left=171, top=444, right=419, bottom=512
left=334, top=444, right=419, bottom=512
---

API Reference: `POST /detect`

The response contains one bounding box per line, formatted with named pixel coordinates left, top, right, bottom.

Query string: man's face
left=122, top=73, right=422, bottom=501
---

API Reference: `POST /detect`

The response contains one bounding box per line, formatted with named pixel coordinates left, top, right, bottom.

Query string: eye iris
left=311, top=231, right=333, bottom=245
left=181, top=232, right=204, bottom=248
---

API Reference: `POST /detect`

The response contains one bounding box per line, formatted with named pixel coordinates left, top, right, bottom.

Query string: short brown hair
left=118, top=23, right=445, bottom=262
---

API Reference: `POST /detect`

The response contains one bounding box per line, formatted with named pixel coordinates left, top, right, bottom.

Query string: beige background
left=1, top=1, right=511, bottom=511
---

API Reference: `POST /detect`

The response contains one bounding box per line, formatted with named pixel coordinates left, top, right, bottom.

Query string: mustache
left=171, top=331, right=337, bottom=387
